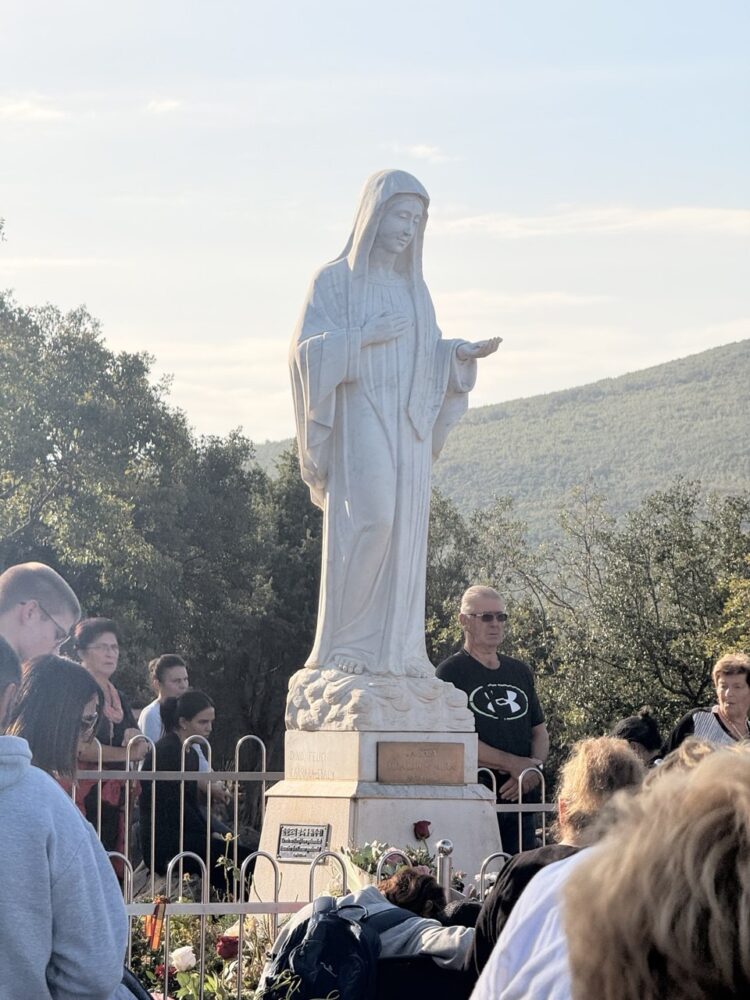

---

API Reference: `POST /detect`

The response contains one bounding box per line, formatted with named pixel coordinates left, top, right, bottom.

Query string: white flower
left=170, top=945, right=197, bottom=971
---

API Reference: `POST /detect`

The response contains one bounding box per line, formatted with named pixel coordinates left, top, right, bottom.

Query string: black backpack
left=258, top=895, right=415, bottom=1000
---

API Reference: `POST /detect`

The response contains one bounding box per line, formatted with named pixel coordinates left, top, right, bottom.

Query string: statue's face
left=372, top=195, right=424, bottom=256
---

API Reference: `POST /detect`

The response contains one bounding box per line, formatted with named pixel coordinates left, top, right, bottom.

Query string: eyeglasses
left=86, top=643, right=120, bottom=654
left=21, top=601, right=72, bottom=649
left=465, top=612, right=509, bottom=623
left=80, top=713, right=99, bottom=734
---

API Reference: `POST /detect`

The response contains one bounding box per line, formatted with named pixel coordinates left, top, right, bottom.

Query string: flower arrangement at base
left=129, top=906, right=273, bottom=999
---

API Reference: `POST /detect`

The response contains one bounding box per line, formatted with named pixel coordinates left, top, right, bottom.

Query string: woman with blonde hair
left=566, top=747, right=750, bottom=999
left=468, top=736, right=644, bottom=978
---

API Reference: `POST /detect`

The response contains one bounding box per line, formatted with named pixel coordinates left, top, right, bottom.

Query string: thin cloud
left=392, top=143, right=455, bottom=164
left=433, top=205, right=750, bottom=238
left=0, top=99, right=66, bottom=122
left=145, top=98, right=182, bottom=114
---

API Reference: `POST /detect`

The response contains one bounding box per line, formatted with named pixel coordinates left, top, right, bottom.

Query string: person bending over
left=259, top=867, right=473, bottom=1000
left=6, top=654, right=103, bottom=781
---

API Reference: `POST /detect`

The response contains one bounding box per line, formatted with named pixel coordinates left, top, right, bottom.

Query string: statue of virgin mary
left=287, top=169, right=499, bottom=730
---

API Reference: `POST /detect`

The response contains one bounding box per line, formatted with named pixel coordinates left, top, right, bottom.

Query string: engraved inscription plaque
left=377, top=742, right=464, bottom=785
left=277, top=823, right=330, bottom=862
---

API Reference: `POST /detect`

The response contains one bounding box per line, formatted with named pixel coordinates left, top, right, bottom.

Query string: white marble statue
left=287, top=169, right=499, bottom=730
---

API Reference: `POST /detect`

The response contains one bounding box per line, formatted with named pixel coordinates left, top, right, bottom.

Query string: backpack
left=258, top=895, right=415, bottom=1000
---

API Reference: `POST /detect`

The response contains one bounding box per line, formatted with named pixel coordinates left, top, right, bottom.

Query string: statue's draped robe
left=290, top=170, right=477, bottom=677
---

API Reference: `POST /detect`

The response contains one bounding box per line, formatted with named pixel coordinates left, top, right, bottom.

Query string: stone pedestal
left=255, top=730, right=501, bottom=901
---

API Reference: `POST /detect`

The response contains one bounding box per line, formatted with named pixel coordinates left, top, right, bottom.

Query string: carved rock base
left=285, top=666, right=475, bottom=732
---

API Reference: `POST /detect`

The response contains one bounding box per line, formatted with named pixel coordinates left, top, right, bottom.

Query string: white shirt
left=470, top=851, right=590, bottom=1000
left=137, top=699, right=210, bottom=771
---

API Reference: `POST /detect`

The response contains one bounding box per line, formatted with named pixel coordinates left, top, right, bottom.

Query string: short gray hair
left=460, top=585, right=503, bottom=614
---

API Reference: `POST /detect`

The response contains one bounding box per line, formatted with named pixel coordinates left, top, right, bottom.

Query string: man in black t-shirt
left=436, top=585, right=549, bottom=853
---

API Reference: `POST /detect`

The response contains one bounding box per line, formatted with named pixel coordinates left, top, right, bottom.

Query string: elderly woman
left=468, top=736, right=644, bottom=979
left=74, top=617, right=146, bottom=864
left=566, top=747, right=750, bottom=999
left=663, top=651, right=750, bottom=752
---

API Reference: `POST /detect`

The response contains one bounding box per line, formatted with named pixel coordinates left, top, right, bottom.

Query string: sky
left=1, top=1, right=748, bottom=443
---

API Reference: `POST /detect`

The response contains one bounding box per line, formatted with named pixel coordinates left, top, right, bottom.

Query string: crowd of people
left=1, top=562, right=750, bottom=999
left=0, top=560, right=248, bottom=998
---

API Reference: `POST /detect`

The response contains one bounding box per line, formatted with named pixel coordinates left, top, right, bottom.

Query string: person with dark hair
left=6, top=655, right=102, bottom=780
left=0, top=635, right=22, bottom=730
left=610, top=706, right=662, bottom=764
left=137, top=654, right=189, bottom=744
left=259, top=867, right=474, bottom=1000
left=0, top=561, right=80, bottom=660
left=139, top=690, right=250, bottom=893
left=74, top=618, right=147, bottom=866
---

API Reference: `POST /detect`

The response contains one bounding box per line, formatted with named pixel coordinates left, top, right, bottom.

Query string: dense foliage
left=0, top=292, right=321, bottom=808
left=2, top=290, right=749, bottom=795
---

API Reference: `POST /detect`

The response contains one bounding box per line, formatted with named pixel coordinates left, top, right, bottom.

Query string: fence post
left=164, top=852, right=209, bottom=1000
left=308, top=850, right=349, bottom=901
left=517, top=766, right=547, bottom=849
left=375, top=849, right=411, bottom=882
left=436, top=839, right=453, bottom=895
left=233, top=734, right=267, bottom=898
left=478, top=851, right=512, bottom=898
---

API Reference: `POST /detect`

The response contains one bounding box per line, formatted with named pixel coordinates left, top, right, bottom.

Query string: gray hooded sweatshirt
left=0, top=736, right=128, bottom=1000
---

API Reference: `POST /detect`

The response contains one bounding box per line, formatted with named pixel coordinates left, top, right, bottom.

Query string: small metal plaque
left=277, top=823, right=330, bottom=862
left=377, top=742, right=465, bottom=785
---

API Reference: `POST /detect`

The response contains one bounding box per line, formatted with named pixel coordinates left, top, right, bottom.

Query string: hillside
left=252, top=340, right=750, bottom=539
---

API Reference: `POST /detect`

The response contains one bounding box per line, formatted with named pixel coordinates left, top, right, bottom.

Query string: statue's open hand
left=362, top=311, right=411, bottom=347
left=456, top=336, right=502, bottom=361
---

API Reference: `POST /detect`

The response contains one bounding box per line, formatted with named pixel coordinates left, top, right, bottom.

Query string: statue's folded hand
left=361, top=311, right=410, bottom=347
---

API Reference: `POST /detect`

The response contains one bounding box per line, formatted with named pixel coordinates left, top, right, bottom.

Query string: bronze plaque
left=377, top=742, right=464, bottom=785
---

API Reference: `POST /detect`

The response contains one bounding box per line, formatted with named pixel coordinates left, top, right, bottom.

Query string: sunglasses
left=465, top=612, right=509, bottom=623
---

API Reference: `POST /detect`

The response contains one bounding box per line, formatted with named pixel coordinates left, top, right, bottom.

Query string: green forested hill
left=253, top=340, right=750, bottom=539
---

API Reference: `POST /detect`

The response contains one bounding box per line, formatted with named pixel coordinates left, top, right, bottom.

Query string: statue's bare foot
left=404, top=658, right=434, bottom=678
left=334, top=658, right=364, bottom=676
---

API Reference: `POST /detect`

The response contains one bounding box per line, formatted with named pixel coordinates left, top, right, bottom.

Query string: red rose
left=413, top=820, right=431, bottom=840
left=154, top=964, right=176, bottom=979
left=216, top=935, right=239, bottom=960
